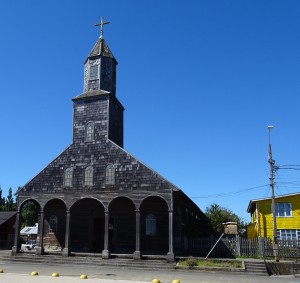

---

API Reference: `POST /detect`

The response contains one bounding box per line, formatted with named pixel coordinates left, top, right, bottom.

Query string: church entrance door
left=108, top=197, right=135, bottom=254
left=70, top=198, right=104, bottom=253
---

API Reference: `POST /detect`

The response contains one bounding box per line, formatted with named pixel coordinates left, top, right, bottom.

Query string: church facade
left=12, top=23, right=211, bottom=261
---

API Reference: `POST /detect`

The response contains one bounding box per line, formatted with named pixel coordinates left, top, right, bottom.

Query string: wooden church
left=12, top=19, right=212, bottom=261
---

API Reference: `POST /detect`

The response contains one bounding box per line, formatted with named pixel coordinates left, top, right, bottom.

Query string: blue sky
left=0, top=1, right=300, bottom=221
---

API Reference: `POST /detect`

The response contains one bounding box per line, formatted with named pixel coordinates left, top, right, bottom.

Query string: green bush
left=178, top=258, right=242, bottom=268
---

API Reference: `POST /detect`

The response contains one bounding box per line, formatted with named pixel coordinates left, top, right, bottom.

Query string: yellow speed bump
left=172, top=280, right=180, bottom=283
left=31, top=271, right=39, bottom=276
left=152, top=279, right=160, bottom=283
left=80, top=274, right=88, bottom=279
left=52, top=272, right=60, bottom=277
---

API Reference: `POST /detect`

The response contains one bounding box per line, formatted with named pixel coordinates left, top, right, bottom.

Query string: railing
left=187, top=236, right=300, bottom=259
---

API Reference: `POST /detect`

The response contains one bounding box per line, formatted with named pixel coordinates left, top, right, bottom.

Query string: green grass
left=178, top=258, right=243, bottom=268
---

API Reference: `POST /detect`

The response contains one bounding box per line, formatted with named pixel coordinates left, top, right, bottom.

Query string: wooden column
left=11, top=210, right=21, bottom=255
left=62, top=210, right=70, bottom=256
left=102, top=209, right=110, bottom=259
left=36, top=210, right=45, bottom=255
left=167, top=209, right=175, bottom=262
left=133, top=209, right=141, bottom=260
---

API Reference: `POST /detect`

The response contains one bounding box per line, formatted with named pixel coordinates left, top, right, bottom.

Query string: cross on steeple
left=95, top=17, right=110, bottom=38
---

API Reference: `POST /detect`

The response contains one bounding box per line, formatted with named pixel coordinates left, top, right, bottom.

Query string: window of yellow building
left=277, top=229, right=300, bottom=240
left=275, top=202, right=292, bottom=217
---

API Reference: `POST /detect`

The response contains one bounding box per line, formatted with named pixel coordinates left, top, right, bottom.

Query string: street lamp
left=268, top=125, right=279, bottom=261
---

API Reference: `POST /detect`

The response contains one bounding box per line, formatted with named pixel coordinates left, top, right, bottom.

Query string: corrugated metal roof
left=20, top=224, right=38, bottom=235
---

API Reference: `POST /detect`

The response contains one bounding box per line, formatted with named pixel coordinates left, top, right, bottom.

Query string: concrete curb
left=0, top=273, right=149, bottom=283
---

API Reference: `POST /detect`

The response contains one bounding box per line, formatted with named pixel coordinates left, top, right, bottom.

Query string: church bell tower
left=72, top=18, right=124, bottom=147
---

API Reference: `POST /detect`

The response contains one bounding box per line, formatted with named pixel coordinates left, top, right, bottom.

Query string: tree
left=21, top=201, right=39, bottom=228
left=0, top=187, right=5, bottom=211
left=204, top=203, right=246, bottom=235
left=5, top=187, right=16, bottom=211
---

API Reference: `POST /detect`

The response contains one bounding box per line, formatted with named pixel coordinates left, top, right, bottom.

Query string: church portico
left=14, top=192, right=174, bottom=258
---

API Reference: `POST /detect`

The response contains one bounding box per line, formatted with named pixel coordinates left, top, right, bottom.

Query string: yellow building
left=247, top=193, right=300, bottom=239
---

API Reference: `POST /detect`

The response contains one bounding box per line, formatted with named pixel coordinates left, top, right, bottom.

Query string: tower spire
left=83, top=18, right=117, bottom=95
left=95, top=17, right=110, bottom=38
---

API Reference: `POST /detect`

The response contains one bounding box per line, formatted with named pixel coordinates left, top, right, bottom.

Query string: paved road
left=0, top=261, right=299, bottom=283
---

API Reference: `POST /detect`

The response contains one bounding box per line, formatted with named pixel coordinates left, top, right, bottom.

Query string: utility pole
left=268, top=125, right=279, bottom=262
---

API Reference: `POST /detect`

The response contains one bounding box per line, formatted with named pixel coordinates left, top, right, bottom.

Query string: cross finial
left=95, top=17, right=110, bottom=38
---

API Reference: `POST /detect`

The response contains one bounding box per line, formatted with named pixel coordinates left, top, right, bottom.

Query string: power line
left=275, top=164, right=300, bottom=171
left=277, top=164, right=300, bottom=167
left=281, top=168, right=300, bottom=171
left=191, top=184, right=269, bottom=199
left=274, top=182, right=283, bottom=196
left=276, top=181, right=300, bottom=185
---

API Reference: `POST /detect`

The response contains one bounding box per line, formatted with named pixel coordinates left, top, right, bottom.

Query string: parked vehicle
left=21, top=240, right=37, bottom=250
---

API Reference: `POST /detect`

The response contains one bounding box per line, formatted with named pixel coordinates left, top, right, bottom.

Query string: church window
left=89, top=65, right=99, bottom=80
left=146, top=214, right=157, bottom=236
left=106, top=164, right=115, bottom=185
left=49, top=215, right=57, bottom=234
left=85, top=122, right=94, bottom=142
left=85, top=166, right=93, bottom=186
left=64, top=168, right=73, bottom=187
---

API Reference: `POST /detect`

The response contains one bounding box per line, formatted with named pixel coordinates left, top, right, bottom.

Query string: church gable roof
left=18, top=138, right=179, bottom=195
left=108, top=139, right=180, bottom=192
left=18, top=145, right=73, bottom=193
